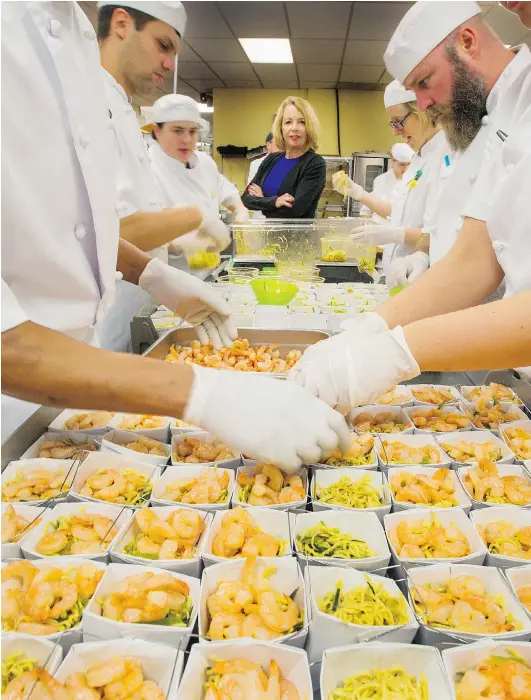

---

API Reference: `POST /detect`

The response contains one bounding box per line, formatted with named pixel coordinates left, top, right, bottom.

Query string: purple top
left=262, top=154, right=302, bottom=197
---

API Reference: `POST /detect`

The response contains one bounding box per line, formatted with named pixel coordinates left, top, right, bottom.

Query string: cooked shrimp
left=258, top=464, right=284, bottom=492
left=449, top=600, right=488, bottom=633
left=396, top=520, right=429, bottom=546
left=148, top=518, right=177, bottom=544
left=35, top=530, right=70, bottom=555
left=207, top=581, right=254, bottom=615
left=2, top=560, right=37, bottom=591
left=135, top=508, right=156, bottom=534
left=49, top=580, right=77, bottom=618
left=240, top=612, right=278, bottom=641
left=212, top=523, right=246, bottom=557
left=448, top=575, right=485, bottom=599
left=207, top=612, right=245, bottom=639
left=257, top=591, right=299, bottom=633
left=96, top=476, right=126, bottom=501
left=65, top=672, right=101, bottom=700
left=475, top=477, right=504, bottom=502
left=220, top=506, right=257, bottom=534
left=517, top=586, right=531, bottom=611
left=169, top=509, right=203, bottom=541
left=103, top=660, right=144, bottom=700
left=15, top=621, right=59, bottom=635
left=241, top=533, right=280, bottom=557
left=75, top=562, right=103, bottom=599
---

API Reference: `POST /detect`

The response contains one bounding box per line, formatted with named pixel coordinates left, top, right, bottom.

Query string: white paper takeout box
left=470, top=506, right=531, bottom=568
left=305, top=565, right=418, bottom=669
left=1, top=633, right=64, bottom=677
left=1, top=503, right=47, bottom=560
left=376, top=433, right=451, bottom=471
left=407, top=562, right=531, bottom=647
left=2, top=458, right=78, bottom=506
left=457, top=462, right=531, bottom=510
left=468, top=400, right=528, bottom=433
left=107, top=413, right=171, bottom=442
left=110, top=505, right=211, bottom=577
left=436, top=430, right=514, bottom=466
left=403, top=405, right=472, bottom=434
left=384, top=507, right=487, bottom=570
left=321, top=642, right=452, bottom=700
left=232, top=461, right=308, bottom=511
left=175, top=641, right=312, bottom=700
left=20, top=431, right=100, bottom=460
left=151, top=465, right=234, bottom=512
left=69, top=452, right=161, bottom=509
left=170, top=418, right=203, bottom=435
left=48, top=409, right=115, bottom=434
left=388, top=465, right=472, bottom=514
left=101, top=430, right=170, bottom=467
left=348, top=405, right=414, bottom=434
left=501, top=420, right=531, bottom=464
left=407, top=384, right=464, bottom=406
left=170, top=431, right=240, bottom=469
left=1, top=556, right=106, bottom=652
left=504, top=563, right=531, bottom=619
left=83, top=563, right=199, bottom=647
left=20, top=501, right=132, bottom=563
left=311, top=468, right=391, bottom=522
left=461, top=384, right=523, bottom=406
left=202, top=507, right=292, bottom=567
left=199, top=557, right=308, bottom=648
left=374, top=385, right=414, bottom=408
left=290, top=509, right=391, bottom=572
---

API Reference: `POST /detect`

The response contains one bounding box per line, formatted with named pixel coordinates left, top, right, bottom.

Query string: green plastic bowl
left=251, top=277, right=299, bottom=305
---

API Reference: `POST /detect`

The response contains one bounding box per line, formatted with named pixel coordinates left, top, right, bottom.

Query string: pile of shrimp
left=173, top=437, right=235, bottom=464
left=64, top=411, right=114, bottom=430
left=391, top=469, right=458, bottom=507
left=412, top=575, right=520, bottom=635
left=476, top=521, right=531, bottom=559
left=206, top=557, right=301, bottom=641
left=204, top=659, right=299, bottom=700
left=2, top=666, right=70, bottom=700
left=237, top=464, right=305, bottom=506
left=123, top=436, right=167, bottom=457
left=35, top=513, right=118, bottom=556
left=411, top=386, right=457, bottom=405
left=64, top=657, right=165, bottom=700
left=464, top=382, right=522, bottom=406
left=471, top=404, right=523, bottom=430
left=79, top=468, right=152, bottom=506
left=455, top=648, right=531, bottom=700
left=389, top=515, right=471, bottom=559
left=2, top=468, right=72, bottom=503
left=211, top=507, right=283, bottom=558
left=118, top=414, right=167, bottom=431
left=463, top=460, right=531, bottom=506
left=1, top=504, right=41, bottom=543
left=503, top=426, right=531, bottom=461
left=123, top=507, right=204, bottom=560
left=322, top=433, right=375, bottom=467
left=440, top=440, right=503, bottom=464
left=165, top=339, right=302, bottom=373
left=351, top=411, right=409, bottom=434
left=379, top=440, right=441, bottom=465
left=38, top=440, right=97, bottom=459
left=1, top=560, right=102, bottom=636
left=375, top=387, right=411, bottom=405
left=411, top=408, right=471, bottom=432
left=517, top=586, right=531, bottom=612
left=100, top=571, right=192, bottom=626
left=160, top=469, right=230, bottom=504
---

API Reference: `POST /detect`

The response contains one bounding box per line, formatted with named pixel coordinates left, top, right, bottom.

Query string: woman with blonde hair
left=242, top=96, right=326, bottom=218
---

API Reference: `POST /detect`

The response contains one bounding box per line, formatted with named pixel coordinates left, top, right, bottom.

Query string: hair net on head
left=384, top=80, right=416, bottom=108
left=391, top=142, right=415, bottom=163
left=97, top=1, right=186, bottom=35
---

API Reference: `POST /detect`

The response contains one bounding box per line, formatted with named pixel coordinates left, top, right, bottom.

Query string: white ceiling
left=80, top=0, right=531, bottom=107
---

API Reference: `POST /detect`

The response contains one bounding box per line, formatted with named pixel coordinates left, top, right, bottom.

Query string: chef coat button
left=115, top=271, right=123, bottom=281
left=49, top=19, right=61, bottom=37
left=84, top=29, right=95, bottom=40
left=481, top=115, right=489, bottom=126
left=78, top=133, right=89, bottom=149
left=74, top=224, right=87, bottom=240
left=492, top=240, right=505, bottom=253
left=469, top=173, right=477, bottom=184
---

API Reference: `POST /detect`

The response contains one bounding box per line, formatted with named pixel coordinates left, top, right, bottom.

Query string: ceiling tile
left=285, top=2, right=352, bottom=39
left=483, top=4, right=531, bottom=44
left=253, top=64, right=298, bottom=81
left=181, top=2, right=232, bottom=38
left=380, top=70, right=394, bottom=85
left=291, top=39, right=344, bottom=64
left=177, top=42, right=200, bottom=61
left=187, top=78, right=226, bottom=91
left=187, top=38, right=248, bottom=62
left=350, top=2, right=413, bottom=41
left=297, top=64, right=340, bottom=82
left=300, top=81, right=338, bottom=89
left=208, top=62, right=258, bottom=80
left=340, top=65, right=385, bottom=82
left=178, top=61, right=217, bottom=80
left=220, top=2, right=289, bottom=38
left=223, top=80, right=263, bottom=88
left=343, top=40, right=388, bottom=66
left=261, top=81, right=300, bottom=89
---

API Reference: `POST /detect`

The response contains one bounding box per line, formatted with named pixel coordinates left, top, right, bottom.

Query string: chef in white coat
left=2, top=2, right=349, bottom=471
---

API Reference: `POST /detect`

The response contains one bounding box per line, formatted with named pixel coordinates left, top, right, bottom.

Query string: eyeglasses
left=388, top=112, right=412, bottom=130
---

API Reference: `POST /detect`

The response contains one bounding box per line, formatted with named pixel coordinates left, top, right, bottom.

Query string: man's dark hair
left=151, top=123, right=164, bottom=142
left=97, top=5, right=156, bottom=40
left=265, top=132, right=273, bottom=144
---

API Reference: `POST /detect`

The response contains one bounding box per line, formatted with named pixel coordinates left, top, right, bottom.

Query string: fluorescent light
left=239, top=38, right=293, bottom=64
left=198, top=103, right=214, bottom=113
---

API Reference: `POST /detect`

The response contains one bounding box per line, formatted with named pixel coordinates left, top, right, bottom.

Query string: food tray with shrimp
left=1, top=503, right=46, bottom=559
left=407, top=384, right=465, bottom=407
left=404, top=405, right=473, bottom=434
left=198, top=556, right=308, bottom=648
left=457, top=462, right=531, bottom=510
left=310, top=468, right=392, bottom=522
left=467, top=400, right=528, bottom=432
left=169, top=417, right=203, bottom=436
left=53, top=638, right=184, bottom=700
left=110, top=506, right=212, bottom=578
left=321, top=642, right=452, bottom=700
left=504, top=564, right=531, bottom=617
left=144, top=327, right=330, bottom=379
left=101, top=429, right=171, bottom=467
left=313, top=432, right=378, bottom=469
left=290, top=509, right=391, bottom=572
left=170, top=432, right=240, bottom=469
left=384, top=508, right=487, bottom=570
left=388, top=466, right=472, bottom=513
left=2, top=633, right=65, bottom=697
left=83, top=563, right=200, bottom=647
left=460, top=383, right=524, bottom=406
left=469, top=506, right=531, bottom=568
left=501, top=419, right=531, bottom=463
left=407, top=563, right=531, bottom=647
left=442, top=639, right=531, bottom=700
left=376, top=433, right=451, bottom=471
left=175, top=640, right=312, bottom=700
left=1, top=458, right=79, bottom=506
left=233, top=461, right=308, bottom=510
left=202, top=506, right=292, bottom=567
left=436, top=430, right=515, bottom=466
left=47, top=410, right=115, bottom=434
left=107, top=414, right=171, bottom=442
left=19, top=431, right=100, bottom=460
left=348, top=405, right=414, bottom=435
left=150, top=465, right=235, bottom=512
left=373, top=385, right=414, bottom=407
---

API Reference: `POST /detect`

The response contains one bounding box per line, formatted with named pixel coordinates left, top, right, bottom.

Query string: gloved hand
left=168, top=231, right=211, bottom=255
left=139, top=258, right=238, bottom=348
left=386, top=251, right=430, bottom=290
left=351, top=224, right=405, bottom=246
left=288, top=326, right=420, bottom=415
left=332, top=171, right=365, bottom=200
left=184, top=365, right=350, bottom=472
left=197, top=214, right=231, bottom=252
left=232, top=206, right=250, bottom=224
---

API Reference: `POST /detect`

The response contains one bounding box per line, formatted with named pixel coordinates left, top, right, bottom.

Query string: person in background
left=247, top=132, right=280, bottom=184
left=242, top=96, right=326, bottom=219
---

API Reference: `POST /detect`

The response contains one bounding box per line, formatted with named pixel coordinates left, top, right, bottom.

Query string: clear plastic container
left=226, top=267, right=259, bottom=285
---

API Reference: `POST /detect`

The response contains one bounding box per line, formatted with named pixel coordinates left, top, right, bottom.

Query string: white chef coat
left=247, top=155, right=267, bottom=220
left=360, top=168, right=399, bottom=223
left=1, top=2, right=119, bottom=439
left=98, top=69, right=166, bottom=352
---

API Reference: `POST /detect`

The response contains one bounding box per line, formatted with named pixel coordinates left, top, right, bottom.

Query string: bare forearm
left=119, top=206, right=202, bottom=251
left=404, top=292, right=531, bottom=371
left=377, top=218, right=504, bottom=328
left=404, top=227, right=424, bottom=247
left=2, top=322, right=194, bottom=417
left=117, top=238, right=151, bottom=285
left=358, top=192, right=392, bottom=219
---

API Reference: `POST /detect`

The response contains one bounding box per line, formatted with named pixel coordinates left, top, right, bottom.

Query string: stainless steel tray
left=143, top=327, right=330, bottom=379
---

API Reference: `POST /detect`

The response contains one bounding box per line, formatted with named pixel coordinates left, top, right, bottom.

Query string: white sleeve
left=2, top=279, right=28, bottom=332
left=360, top=173, right=388, bottom=217
left=247, top=158, right=260, bottom=184
left=218, top=173, right=242, bottom=209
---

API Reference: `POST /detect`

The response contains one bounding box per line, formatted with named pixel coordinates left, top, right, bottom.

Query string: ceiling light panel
left=238, top=38, right=294, bottom=63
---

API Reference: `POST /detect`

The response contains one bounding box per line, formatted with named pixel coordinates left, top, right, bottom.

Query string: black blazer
left=242, top=150, right=326, bottom=219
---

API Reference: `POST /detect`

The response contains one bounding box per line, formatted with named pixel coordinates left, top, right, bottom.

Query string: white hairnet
left=384, top=80, right=416, bottom=108
left=98, top=1, right=186, bottom=35
left=141, top=94, right=210, bottom=137
left=391, top=142, right=415, bottom=163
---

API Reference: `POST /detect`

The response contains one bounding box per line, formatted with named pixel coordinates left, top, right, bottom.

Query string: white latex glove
left=184, top=365, right=350, bottom=472
left=168, top=231, right=212, bottom=255
left=386, top=251, right=430, bottom=290
left=351, top=224, right=405, bottom=246
left=232, top=206, right=250, bottom=224
left=332, top=170, right=365, bottom=200
left=139, top=258, right=237, bottom=348
left=288, top=326, right=420, bottom=415
left=198, top=214, right=231, bottom=252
